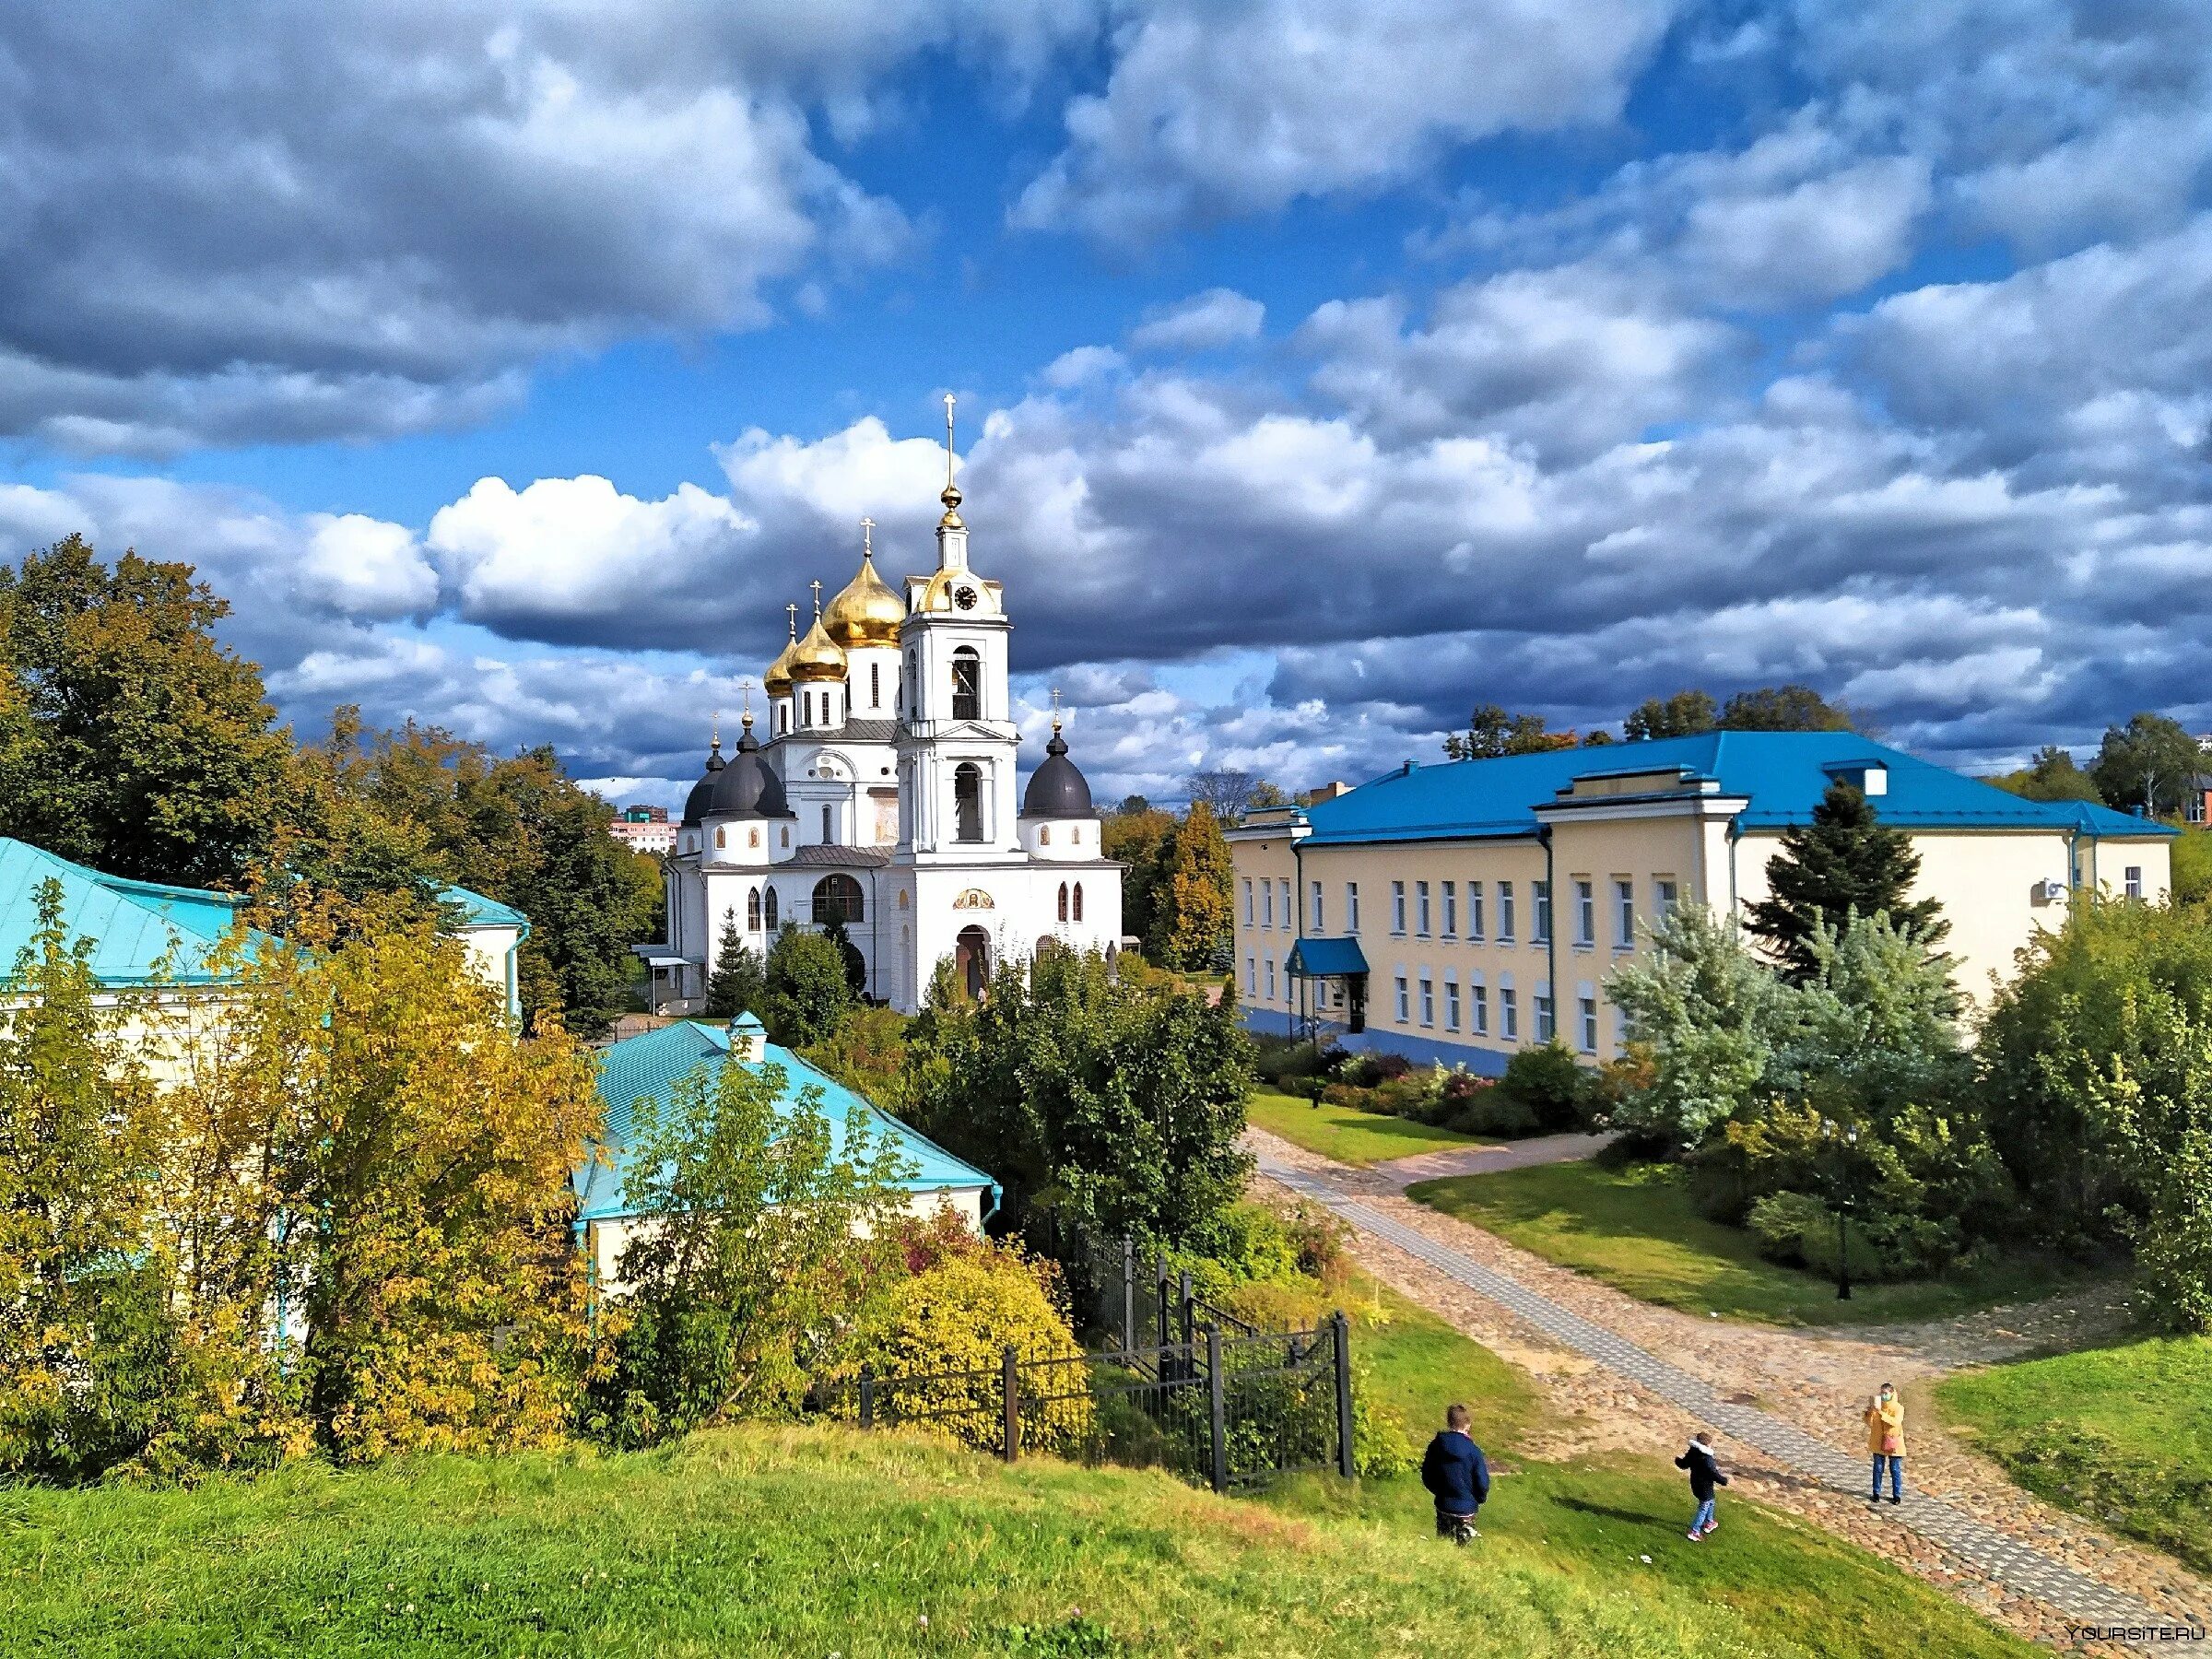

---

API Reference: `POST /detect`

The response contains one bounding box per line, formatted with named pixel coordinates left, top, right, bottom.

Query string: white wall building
left=646, top=410, right=1123, bottom=1014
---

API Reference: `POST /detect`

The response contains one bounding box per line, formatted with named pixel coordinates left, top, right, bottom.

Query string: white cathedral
left=647, top=406, right=1124, bottom=1015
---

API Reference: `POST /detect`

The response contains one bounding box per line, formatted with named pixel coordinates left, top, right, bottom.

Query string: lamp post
left=1820, top=1118, right=1858, bottom=1301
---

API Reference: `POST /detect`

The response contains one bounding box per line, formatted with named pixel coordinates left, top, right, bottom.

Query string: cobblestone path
left=1256, top=1140, right=2201, bottom=1643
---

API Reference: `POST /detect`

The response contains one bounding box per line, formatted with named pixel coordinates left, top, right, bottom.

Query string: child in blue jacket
left=1419, top=1403, right=1491, bottom=1543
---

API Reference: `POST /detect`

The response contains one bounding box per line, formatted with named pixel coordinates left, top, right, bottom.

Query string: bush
left=1190, top=1201, right=1304, bottom=1286
left=1253, top=1036, right=1335, bottom=1086
left=1498, top=1041, right=1590, bottom=1132
left=1746, top=1191, right=1831, bottom=1269
left=1445, top=1088, right=1539, bottom=1138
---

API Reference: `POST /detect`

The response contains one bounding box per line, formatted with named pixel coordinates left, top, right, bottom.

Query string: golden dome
left=763, top=607, right=800, bottom=698
left=823, top=551, right=905, bottom=648
left=788, top=612, right=848, bottom=682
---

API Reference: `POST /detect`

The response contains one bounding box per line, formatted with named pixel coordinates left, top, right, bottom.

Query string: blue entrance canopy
left=1286, top=936, right=1368, bottom=979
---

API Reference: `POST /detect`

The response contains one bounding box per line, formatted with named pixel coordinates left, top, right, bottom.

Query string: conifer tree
left=703, top=916, right=765, bottom=1019
left=1152, top=800, right=1233, bottom=971
left=1747, top=781, right=1947, bottom=979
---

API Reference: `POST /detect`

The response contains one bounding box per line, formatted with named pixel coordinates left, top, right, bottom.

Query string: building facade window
left=1058, top=881, right=1069, bottom=923
left=1468, top=881, right=1486, bottom=940
left=1444, top=976, right=1461, bottom=1031
left=1391, top=880, right=1407, bottom=935
left=1246, top=956, right=1257, bottom=995
left=1242, top=878, right=1254, bottom=926
left=811, top=874, right=865, bottom=924
left=2125, top=865, right=2145, bottom=900
left=951, top=647, right=982, bottom=720
left=1573, top=878, right=1594, bottom=947
left=1265, top=955, right=1277, bottom=999
left=1656, top=877, right=1679, bottom=916
left=821, top=805, right=835, bottom=844
left=953, top=762, right=983, bottom=841
left=747, top=887, right=761, bottom=930
left=1261, top=879, right=1273, bottom=929
left=1394, top=975, right=1410, bottom=1022
left=1441, top=880, right=1457, bottom=938
left=1534, top=880, right=1552, bottom=945
left=1073, top=882, right=1084, bottom=923
left=1580, top=995, right=1598, bottom=1053
left=1500, top=986, right=1519, bottom=1041
left=1279, top=878, right=1292, bottom=930
left=1499, top=881, right=1516, bottom=942
left=1419, top=972, right=1435, bottom=1027
left=1615, top=878, right=1635, bottom=947
left=763, top=887, right=780, bottom=929
left=1535, top=991, right=1555, bottom=1043
left=1471, top=981, right=1489, bottom=1036
left=1347, top=882, right=1361, bottom=933
left=1310, top=880, right=1324, bottom=932
left=1416, top=880, right=1432, bottom=937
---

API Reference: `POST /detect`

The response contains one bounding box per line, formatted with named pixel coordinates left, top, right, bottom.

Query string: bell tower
left=898, top=394, right=1020, bottom=861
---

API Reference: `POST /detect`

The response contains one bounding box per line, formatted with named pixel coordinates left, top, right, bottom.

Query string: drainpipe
left=1539, top=824, right=1559, bottom=1046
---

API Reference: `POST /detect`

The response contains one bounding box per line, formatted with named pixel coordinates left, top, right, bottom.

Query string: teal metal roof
left=574, top=1020, right=997, bottom=1223
left=0, top=838, right=260, bottom=987
left=1288, top=937, right=1368, bottom=978
left=439, top=884, right=530, bottom=935
left=1300, top=733, right=2178, bottom=847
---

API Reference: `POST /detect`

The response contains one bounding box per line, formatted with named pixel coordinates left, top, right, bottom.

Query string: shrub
left=1445, top=1088, right=1539, bottom=1138
left=1746, top=1191, right=1831, bottom=1269
left=1191, top=1201, right=1304, bottom=1286
left=1253, top=1037, right=1335, bottom=1086
left=850, top=1243, right=1093, bottom=1456
left=1498, top=1041, right=1589, bottom=1132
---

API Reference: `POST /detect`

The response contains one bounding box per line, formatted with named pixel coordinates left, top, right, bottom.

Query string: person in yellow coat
left=1864, top=1382, right=1905, bottom=1505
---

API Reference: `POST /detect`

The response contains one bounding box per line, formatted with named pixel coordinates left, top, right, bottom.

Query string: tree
left=1187, top=770, right=1260, bottom=823
left=1442, top=704, right=1575, bottom=759
left=0, top=535, right=292, bottom=887
left=1103, top=804, right=1177, bottom=949
left=1745, top=781, right=1947, bottom=980
left=1624, top=689, right=1718, bottom=742
left=2091, top=712, right=2206, bottom=818
left=1718, top=685, right=1858, bottom=733
left=703, top=917, right=766, bottom=1020
left=902, top=947, right=1253, bottom=1253
left=2176, top=828, right=2212, bottom=908
left=595, top=1055, right=908, bottom=1444
left=822, top=917, right=869, bottom=998
left=1989, top=744, right=2104, bottom=804
left=762, top=923, right=853, bottom=1048
left=1151, top=801, right=1233, bottom=971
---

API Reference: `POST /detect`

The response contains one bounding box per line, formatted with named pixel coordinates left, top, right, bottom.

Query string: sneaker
left=1887, top=1495, right=1901, bottom=1506
left=1686, top=1530, right=1702, bottom=1542
left=1700, top=1522, right=1718, bottom=1536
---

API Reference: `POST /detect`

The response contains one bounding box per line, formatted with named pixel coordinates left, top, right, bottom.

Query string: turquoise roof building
left=574, top=1015, right=998, bottom=1287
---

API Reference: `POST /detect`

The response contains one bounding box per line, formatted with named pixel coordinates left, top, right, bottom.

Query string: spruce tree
left=703, top=917, right=765, bottom=1020
left=1746, top=781, right=1947, bottom=980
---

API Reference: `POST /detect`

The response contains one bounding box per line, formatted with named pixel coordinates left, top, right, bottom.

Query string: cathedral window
left=812, top=873, right=864, bottom=924
left=764, top=888, right=779, bottom=929
left=1039, top=825, right=1050, bottom=846
left=747, top=888, right=761, bottom=930
left=748, top=827, right=759, bottom=848
left=870, top=663, right=880, bottom=707
left=715, top=827, right=726, bottom=848
left=1073, top=882, right=1084, bottom=923
left=954, top=762, right=983, bottom=842
left=821, top=806, right=834, bottom=843
left=952, top=648, right=981, bottom=721
left=1057, top=881, right=1068, bottom=923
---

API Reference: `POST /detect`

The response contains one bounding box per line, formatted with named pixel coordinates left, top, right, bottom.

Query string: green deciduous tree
left=595, top=1056, right=908, bottom=1444
left=1717, top=684, right=1860, bottom=733
left=1746, top=781, right=1947, bottom=980
left=1624, top=689, right=1719, bottom=741
left=1989, top=744, right=2104, bottom=804
left=2091, top=712, right=2206, bottom=818
left=902, top=947, right=1253, bottom=1254
left=1103, top=804, right=1177, bottom=950
left=0, top=535, right=292, bottom=887
left=703, top=917, right=766, bottom=1020
left=1442, top=703, right=1576, bottom=759
left=763, top=923, right=853, bottom=1047
left=1151, top=800, right=1233, bottom=971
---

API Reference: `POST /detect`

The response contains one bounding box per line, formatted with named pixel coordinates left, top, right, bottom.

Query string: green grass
left=1409, top=1159, right=2078, bottom=1327
left=1938, top=1335, right=2212, bottom=1572
left=1245, top=1088, right=1487, bottom=1167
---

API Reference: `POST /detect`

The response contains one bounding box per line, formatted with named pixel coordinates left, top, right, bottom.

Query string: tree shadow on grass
left=1554, top=1495, right=1677, bottom=1527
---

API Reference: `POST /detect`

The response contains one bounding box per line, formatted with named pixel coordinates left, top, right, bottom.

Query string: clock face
left=954, top=584, right=978, bottom=611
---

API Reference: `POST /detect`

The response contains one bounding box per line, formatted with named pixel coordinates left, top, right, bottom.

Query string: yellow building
left=1229, top=733, right=2175, bottom=1072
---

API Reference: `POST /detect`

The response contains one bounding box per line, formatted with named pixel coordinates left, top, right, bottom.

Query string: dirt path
left=1352, top=1129, right=1619, bottom=1193
left=1245, top=1124, right=2208, bottom=1650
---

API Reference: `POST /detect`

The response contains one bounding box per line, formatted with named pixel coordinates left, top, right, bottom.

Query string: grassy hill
left=0, top=1418, right=2031, bottom=1658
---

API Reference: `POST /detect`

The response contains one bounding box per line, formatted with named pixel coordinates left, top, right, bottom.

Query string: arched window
left=905, top=650, right=916, bottom=712
left=954, top=762, right=983, bottom=842
left=763, top=887, right=780, bottom=930
left=821, top=805, right=834, bottom=844
left=715, top=826, right=726, bottom=848
left=870, top=662, right=880, bottom=707
left=747, top=826, right=760, bottom=848
left=747, top=887, right=761, bottom=930
left=1039, top=824, right=1051, bottom=845
left=1073, top=882, right=1085, bottom=923
left=1071, top=825, right=1081, bottom=846
left=952, top=647, right=981, bottom=720
left=812, top=873, right=865, bottom=924
left=1057, top=881, right=1069, bottom=923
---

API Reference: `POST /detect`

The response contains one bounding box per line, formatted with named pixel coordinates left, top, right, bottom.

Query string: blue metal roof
left=438, top=884, right=531, bottom=935
left=1288, top=937, right=1369, bottom=978
left=0, top=838, right=261, bottom=987
left=1299, top=733, right=2176, bottom=847
left=574, top=1019, right=997, bottom=1223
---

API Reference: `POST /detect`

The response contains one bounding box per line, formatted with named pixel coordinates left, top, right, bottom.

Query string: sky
left=0, top=0, right=2206, bottom=810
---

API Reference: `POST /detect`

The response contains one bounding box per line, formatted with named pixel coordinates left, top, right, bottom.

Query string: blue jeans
left=1871, top=1454, right=1903, bottom=1500
left=1691, top=1497, right=1716, bottom=1532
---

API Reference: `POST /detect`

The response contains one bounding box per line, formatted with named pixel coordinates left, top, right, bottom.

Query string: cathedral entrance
left=956, top=924, right=990, bottom=1000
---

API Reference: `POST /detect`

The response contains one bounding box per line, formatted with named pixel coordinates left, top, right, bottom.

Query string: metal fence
left=823, top=1312, right=1354, bottom=1494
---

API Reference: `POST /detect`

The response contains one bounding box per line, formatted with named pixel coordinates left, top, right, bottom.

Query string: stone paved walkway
left=1253, top=1138, right=2202, bottom=1644
left=1354, top=1129, right=1618, bottom=1193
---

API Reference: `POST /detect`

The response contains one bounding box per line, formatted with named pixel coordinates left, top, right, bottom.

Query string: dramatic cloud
left=1128, top=289, right=1266, bottom=353
left=1012, top=0, right=1677, bottom=242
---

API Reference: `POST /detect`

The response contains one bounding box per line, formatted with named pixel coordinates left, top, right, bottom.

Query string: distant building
left=572, top=1012, right=997, bottom=1296
left=1229, top=732, right=2176, bottom=1073
left=609, top=810, right=677, bottom=856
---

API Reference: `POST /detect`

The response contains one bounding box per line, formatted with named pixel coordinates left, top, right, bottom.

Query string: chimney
left=728, top=1011, right=767, bottom=1063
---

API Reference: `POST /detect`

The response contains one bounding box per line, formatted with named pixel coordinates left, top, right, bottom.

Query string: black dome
left=705, top=724, right=794, bottom=819
left=679, top=736, right=724, bottom=827
left=1022, top=729, right=1094, bottom=818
